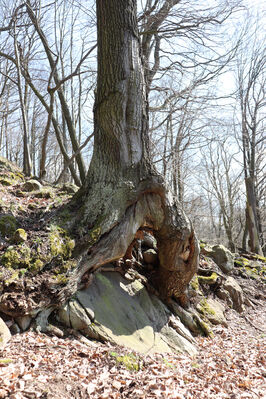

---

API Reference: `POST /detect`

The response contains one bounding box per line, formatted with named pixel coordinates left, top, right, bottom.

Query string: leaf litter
left=0, top=302, right=265, bottom=399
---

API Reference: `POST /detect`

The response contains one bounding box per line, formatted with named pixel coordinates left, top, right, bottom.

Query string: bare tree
left=235, top=26, right=265, bottom=255
left=201, top=139, right=243, bottom=251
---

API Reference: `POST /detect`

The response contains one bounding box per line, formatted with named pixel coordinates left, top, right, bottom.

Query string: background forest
left=0, top=0, right=265, bottom=254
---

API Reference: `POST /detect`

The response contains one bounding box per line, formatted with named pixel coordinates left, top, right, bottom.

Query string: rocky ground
left=0, top=157, right=265, bottom=398
left=0, top=300, right=265, bottom=399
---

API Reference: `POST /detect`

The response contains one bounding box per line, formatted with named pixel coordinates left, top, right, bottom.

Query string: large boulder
left=196, top=298, right=227, bottom=327
left=223, top=276, right=245, bottom=313
left=22, top=179, right=42, bottom=192
left=57, top=271, right=197, bottom=355
left=0, top=317, right=11, bottom=349
left=202, top=244, right=234, bottom=274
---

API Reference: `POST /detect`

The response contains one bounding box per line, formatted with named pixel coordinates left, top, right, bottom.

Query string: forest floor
left=0, top=298, right=265, bottom=399
left=0, top=159, right=265, bottom=398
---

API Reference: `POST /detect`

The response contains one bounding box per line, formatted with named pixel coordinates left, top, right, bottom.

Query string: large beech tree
left=68, top=0, right=198, bottom=298
left=0, top=0, right=198, bottom=321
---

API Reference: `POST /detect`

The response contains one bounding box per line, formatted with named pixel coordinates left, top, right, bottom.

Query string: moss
left=235, top=257, right=249, bottom=266
left=190, top=275, right=200, bottom=291
left=198, top=273, right=218, bottom=285
left=5, top=270, right=19, bottom=286
left=197, top=298, right=216, bottom=316
left=110, top=352, right=141, bottom=371
left=255, top=254, right=266, bottom=262
left=0, top=215, right=17, bottom=237
left=53, top=259, right=77, bottom=275
left=1, top=244, right=31, bottom=269
left=90, top=227, right=101, bottom=244
left=0, top=177, right=13, bottom=186
left=13, top=228, right=27, bottom=243
left=243, top=266, right=261, bottom=280
left=48, top=225, right=75, bottom=259
left=0, top=358, right=13, bottom=364
left=29, top=259, right=44, bottom=274
left=52, top=274, right=69, bottom=284
left=193, top=314, right=213, bottom=337
left=0, top=169, right=24, bottom=186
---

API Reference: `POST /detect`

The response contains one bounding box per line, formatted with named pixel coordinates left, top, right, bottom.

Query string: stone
left=216, top=288, right=233, bottom=307
left=15, top=315, right=32, bottom=331
left=203, top=244, right=234, bottom=274
left=0, top=214, right=17, bottom=238
left=142, top=232, right=157, bottom=249
left=223, top=276, right=245, bottom=313
left=58, top=272, right=197, bottom=355
left=0, top=317, right=11, bottom=349
left=22, top=179, right=42, bottom=192
left=58, top=300, right=93, bottom=332
left=200, top=298, right=227, bottom=326
left=9, top=323, right=21, bottom=335
left=143, top=249, right=158, bottom=265
left=13, top=228, right=27, bottom=243
left=60, top=183, right=79, bottom=194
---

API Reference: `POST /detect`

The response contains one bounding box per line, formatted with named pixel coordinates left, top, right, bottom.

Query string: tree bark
left=245, top=177, right=263, bottom=255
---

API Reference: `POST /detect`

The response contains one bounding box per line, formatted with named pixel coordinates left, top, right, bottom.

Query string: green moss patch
left=197, top=298, right=216, bottom=316
left=110, top=352, right=141, bottom=371
left=198, top=273, right=218, bottom=285
left=13, top=228, right=27, bottom=243
left=0, top=358, right=13, bottom=365
left=49, top=225, right=75, bottom=258
left=1, top=244, right=31, bottom=269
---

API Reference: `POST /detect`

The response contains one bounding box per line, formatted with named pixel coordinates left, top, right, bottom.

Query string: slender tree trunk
left=14, top=32, right=32, bottom=176
left=245, top=177, right=263, bottom=255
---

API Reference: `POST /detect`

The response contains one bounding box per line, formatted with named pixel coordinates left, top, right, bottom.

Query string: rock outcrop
left=202, top=244, right=234, bottom=274
left=57, top=271, right=197, bottom=355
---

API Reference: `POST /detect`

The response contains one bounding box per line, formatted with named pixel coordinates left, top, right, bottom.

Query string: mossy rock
left=0, top=177, right=13, bottom=186
left=196, top=298, right=227, bottom=327
left=234, top=257, right=249, bottom=267
left=60, top=183, right=79, bottom=194
left=255, top=254, right=266, bottom=263
left=22, top=179, right=42, bottom=192
left=35, top=189, right=53, bottom=199
left=189, top=275, right=202, bottom=294
left=13, top=228, right=27, bottom=244
left=0, top=215, right=17, bottom=238
left=198, top=273, right=218, bottom=285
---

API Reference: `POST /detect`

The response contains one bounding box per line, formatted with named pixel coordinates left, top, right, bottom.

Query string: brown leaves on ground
left=0, top=303, right=265, bottom=399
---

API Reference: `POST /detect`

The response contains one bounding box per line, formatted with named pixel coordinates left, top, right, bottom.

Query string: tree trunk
left=0, top=0, right=198, bottom=320
left=14, top=32, right=32, bottom=176
left=245, top=177, right=263, bottom=255
left=69, top=0, right=198, bottom=300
